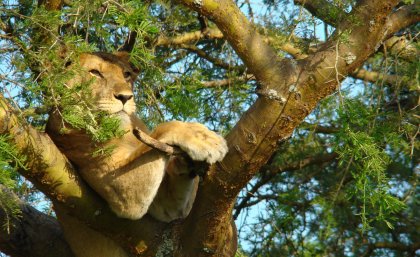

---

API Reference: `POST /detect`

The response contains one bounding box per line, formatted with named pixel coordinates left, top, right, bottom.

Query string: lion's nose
left=114, top=94, right=133, bottom=105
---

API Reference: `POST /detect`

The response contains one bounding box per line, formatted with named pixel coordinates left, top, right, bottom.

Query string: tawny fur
left=47, top=52, right=228, bottom=256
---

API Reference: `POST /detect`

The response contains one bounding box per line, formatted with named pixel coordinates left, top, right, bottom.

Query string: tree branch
left=362, top=241, right=420, bottom=257
left=120, top=31, right=137, bottom=52
left=300, top=122, right=340, bottom=134
left=179, top=43, right=237, bottom=70
left=385, top=5, right=420, bottom=38
left=156, top=27, right=312, bottom=61
left=351, top=68, right=410, bottom=87
left=263, top=37, right=309, bottom=59
left=0, top=185, right=74, bottom=257
left=201, top=74, right=255, bottom=88
left=0, top=95, right=81, bottom=204
left=238, top=194, right=312, bottom=210
left=383, top=35, right=419, bottom=62
left=154, top=28, right=224, bottom=47
left=175, top=0, right=401, bottom=255
left=233, top=152, right=338, bottom=219
left=37, top=0, right=64, bottom=10
left=293, top=0, right=346, bottom=27
left=201, top=78, right=236, bottom=88
left=133, top=127, right=181, bottom=155
left=161, top=50, right=189, bottom=68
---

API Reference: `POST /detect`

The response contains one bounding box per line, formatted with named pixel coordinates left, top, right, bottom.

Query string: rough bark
left=0, top=186, right=74, bottom=257
left=174, top=0, right=404, bottom=255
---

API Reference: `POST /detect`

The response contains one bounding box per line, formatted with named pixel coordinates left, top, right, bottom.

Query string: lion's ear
left=114, top=51, right=130, bottom=62
left=114, top=51, right=140, bottom=78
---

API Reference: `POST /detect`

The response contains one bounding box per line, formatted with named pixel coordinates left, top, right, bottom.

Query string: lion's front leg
left=146, top=121, right=227, bottom=222
left=150, top=121, right=228, bottom=164
left=81, top=149, right=169, bottom=221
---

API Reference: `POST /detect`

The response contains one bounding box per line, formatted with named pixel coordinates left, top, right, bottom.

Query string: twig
left=132, top=127, right=182, bottom=155
left=132, top=127, right=210, bottom=177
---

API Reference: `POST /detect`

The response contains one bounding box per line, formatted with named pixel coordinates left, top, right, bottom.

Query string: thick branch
left=383, top=35, right=419, bottom=62
left=351, top=68, right=410, bottom=87
left=277, top=42, right=308, bottom=59
left=0, top=95, right=83, bottom=204
left=0, top=185, right=74, bottom=257
left=179, top=0, right=400, bottom=209
left=156, top=28, right=311, bottom=60
left=176, top=0, right=400, bottom=255
left=385, top=5, right=420, bottom=38
left=155, top=15, right=312, bottom=61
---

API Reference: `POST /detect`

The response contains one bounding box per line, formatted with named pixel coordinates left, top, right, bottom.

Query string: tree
left=0, top=0, right=419, bottom=256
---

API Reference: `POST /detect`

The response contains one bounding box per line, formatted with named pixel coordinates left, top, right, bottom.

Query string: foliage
left=335, top=100, right=407, bottom=231
left=0, top=190, right=21, bottom=234
left=0, top=135, right=25, bottom=232
left=0, top=135, right=25, bottom=190
left=238, top=76, right=419, bottom=256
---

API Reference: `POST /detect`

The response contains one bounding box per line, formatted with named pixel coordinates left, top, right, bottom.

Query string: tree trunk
left=0, top=186, right=74, bottom=257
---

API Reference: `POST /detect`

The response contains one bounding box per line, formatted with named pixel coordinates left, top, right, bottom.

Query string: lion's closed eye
left=123, top=71, right=132, bottom=80
left=89, top=69, right=104, bottom=78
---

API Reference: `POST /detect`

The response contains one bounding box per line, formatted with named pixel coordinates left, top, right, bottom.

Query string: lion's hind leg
left=147, top=156, right=199, bottom=222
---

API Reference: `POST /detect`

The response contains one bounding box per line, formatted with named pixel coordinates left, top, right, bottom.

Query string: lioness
left=46, top=52, right=228, bottom=257
left=47, top=52, right=228, bottom=222
left=46, top=50, right=227, bottom=216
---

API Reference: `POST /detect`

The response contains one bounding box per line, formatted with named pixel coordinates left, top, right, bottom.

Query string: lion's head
left=46, top=52, right=144, bottom=165
left=78, top=52, right=138, bottom=116
left=47, top=51, right=140, bottom=129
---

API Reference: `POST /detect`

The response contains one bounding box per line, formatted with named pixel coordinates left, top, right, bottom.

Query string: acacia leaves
left=0, top=136, right=25, bottom=232
left=335, top=100, right=407, bottom=231
left=0, top=135, right=25, bottom=190
left=337, top=129, right=405, bottom=230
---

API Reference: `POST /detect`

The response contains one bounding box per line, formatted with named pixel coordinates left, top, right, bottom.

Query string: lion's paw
left=156, top=121, right=228, bottom=164
left=178, top=123, right=228, bottom=164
